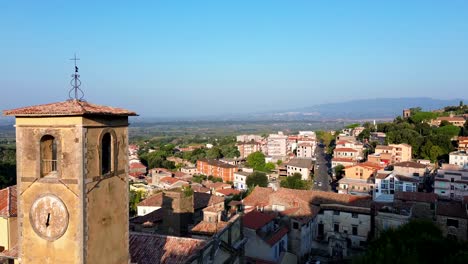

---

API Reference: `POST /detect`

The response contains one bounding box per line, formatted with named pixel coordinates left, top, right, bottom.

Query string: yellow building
left=0, top=186, right=18, bottom=264
left=4, top=99, right=136, bottom=264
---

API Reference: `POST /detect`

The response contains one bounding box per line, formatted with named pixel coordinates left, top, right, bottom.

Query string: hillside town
left=1, top=104, right=468, bottom=263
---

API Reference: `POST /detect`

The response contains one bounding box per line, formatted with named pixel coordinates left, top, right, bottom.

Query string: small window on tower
left=101, top=132, right=113, bottom=175
left=40, top=135, right=57, bottom=177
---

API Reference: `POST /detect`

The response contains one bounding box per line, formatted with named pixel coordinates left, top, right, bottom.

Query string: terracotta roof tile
left=129, top=233, right=206, bottom=264
left=242, top=187, right=274, bottom=207
left=137, top=192, right=163, bottom=207
left=0, top=185, right=17, bottom=217
left=3, top=100, right=137, bottom=117
left=130, top=162, right=147, bottom=169
left=394, top=191, right=437, bottom=203
left=190, top=221, right=229, bottom=236
left=393, top=161, right=427, bottom=169
left=243, top=210, right=276, bottom=230
left=160, top=177, right=187, bottom=185
left=266, top=227, right=288, bottom=246
left=193, top=193, right=224, bottom=210
left=436, top=201, right=468, bottom=219
left=215, top=188, right=241, bottom=196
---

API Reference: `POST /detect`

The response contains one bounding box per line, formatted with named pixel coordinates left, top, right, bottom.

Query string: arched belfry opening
left=101, top=132, right=113, bottom=175
left=40, top=135, right=57, bottom=177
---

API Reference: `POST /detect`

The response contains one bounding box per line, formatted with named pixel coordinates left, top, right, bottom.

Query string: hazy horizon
left=1, top=1, right=468, bottom=117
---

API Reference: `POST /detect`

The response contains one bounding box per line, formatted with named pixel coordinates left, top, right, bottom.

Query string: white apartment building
left=237, top=134, right=263, bottom=142
left=374, top=171, right=418, bottom=202
left=449, top=151, right=468, bottom=168
left=233, top=171, right=250, bottom=190
left=286, top=158, right=313, bottom=180
left=267, top=132, right=288, bottom=157
left=297, top=142, right=314, bottom=158
left=434, top=164, right=468, bottom=200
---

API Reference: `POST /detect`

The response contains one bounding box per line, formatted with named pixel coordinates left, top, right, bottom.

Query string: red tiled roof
left=137, top=192, right=163, bottom=207
left=436, top=201, right=468, bottom=219
left=394, top=191, right=437, bottom=203
left=160, top=177, right=186, bottom=185
left=193, top=192, right=224, bottom=210
left=243, top=210, right=275, bottom=230
left=0, top=185, right=17, bottom=217
left=3, top=100, right=137, bottom=117
left=129, top=233, right=206, bottom=264
left=190, top=221, right=229, bottom=235
left=347, top=162, right=385, bottom=171
left=130, top=162, right=147, bottom=169
left=393, top=161, right=427, bottom=169
left=0, top=245, right=18, bottom=259
left=266, top=227, right=289, bottom=246
left=191, top=185, right=210, bottom=193
left=216, top=188, right=241, bottom=196
left=242, top=187, right=274, bottom=207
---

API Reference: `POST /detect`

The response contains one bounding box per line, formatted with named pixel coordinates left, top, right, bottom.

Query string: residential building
left=338, top=162, right=384, bottom=195
left=431, top=116, right=466, bottom=127
left=196, top=159, right=238, bottom=182
left=458, top=136, right=468, bottom=152
left=219, top=157, right=245, bottom=166
left=0, top=186, right=17, bottom=264
left=373, top=144, right=412, bottom=164
left=449, top=151, right=468, bottom=168
left=286, top=158, right=313, bottom=180
left=233, top=171, right=250, bottom=190
left=129, top=162, right=147, bottom=175
left=369, top=132, right=386, bottom=144
left=334, top=148, right=361, bottom=161
left=267, top=132, right=288, bottom=157
left=351, top=127, right=365, bottom=137
left=403, top=109, right=411, bottom=118
left=243, top=210, right=289, bottom=263
left=136, top=192, right=163, bottom=216
left=237, top=134, right=263, bottom=142
left=331, top=157, right=357, bottom=168
left=158, top=177, right=189, bottom=190
left=296, top=142, right=314, bottom=158
left=243, top=187, right=372, bottom=261
left=435, top=200, right=468, bottom=241
left=434, top=164, right=468, bottom=200
left=393, top=161, right=430, bottom=178
left=298, top=131, right=316, bottom=139
left=237, top=141, right=262, bottom=159
left=181, top=166, right=197, bottom=175
left=374, top=171, right=418, bottom=202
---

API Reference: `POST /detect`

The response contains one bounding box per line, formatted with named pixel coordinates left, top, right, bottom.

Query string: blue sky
left=1, top=1, right=467, bottom=117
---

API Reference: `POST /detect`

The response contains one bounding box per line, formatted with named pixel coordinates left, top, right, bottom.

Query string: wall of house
left=374, top=212, right=409, bottom=237
left=244, top=228, right=276, bottom=262
left=137, top=205, right=161, bottom=216
left=436, top=215, right=468, bottom=241
left=288, top=219, right=313, bottom=259
left=0, top=217, right=9, bottom=250
left=316, top=210, right=371, bottom=248
left=344, top=166, right=375, bottom=180
left=287, top=166, right=310, bottom=180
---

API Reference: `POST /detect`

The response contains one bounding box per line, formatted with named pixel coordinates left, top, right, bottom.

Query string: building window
left=334, top=210, right=340, bottom=216
left=352, top=225, right=358, bottom=236
left=352, top=213, right=358, bottom=218
left=293, top=222, right=299, bottom=229
left=101, top=132, right=113, bottom=175
left=447, top=219, right=459, bottom=228
left=40, top=135, right=57, bottom=177
left=334, top=223, right=339, bottom=232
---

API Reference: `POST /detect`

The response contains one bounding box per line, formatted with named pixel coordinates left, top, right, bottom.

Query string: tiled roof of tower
left=3, top=100, right=137, bottom=117
left=0, top=185, right=17, bottom=217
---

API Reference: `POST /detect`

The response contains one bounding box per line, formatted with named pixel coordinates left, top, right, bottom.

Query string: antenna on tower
left=68, top=53, right=85, bottom=100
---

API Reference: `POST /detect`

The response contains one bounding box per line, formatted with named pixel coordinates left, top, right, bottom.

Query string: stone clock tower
left=4, top=99, right=136, bottom=264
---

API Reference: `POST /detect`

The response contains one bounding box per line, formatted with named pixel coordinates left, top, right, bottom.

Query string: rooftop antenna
left=68, top=53, right=84, bottom=100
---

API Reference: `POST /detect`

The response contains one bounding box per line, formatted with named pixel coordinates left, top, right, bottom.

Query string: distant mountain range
left=247, top=97, right=466, bottom=121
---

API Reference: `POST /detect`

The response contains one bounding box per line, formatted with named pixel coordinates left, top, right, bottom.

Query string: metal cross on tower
left=68, top=53, right=84, bottom=100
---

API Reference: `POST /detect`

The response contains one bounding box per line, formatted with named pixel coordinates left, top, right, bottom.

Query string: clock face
left=29, top=194, right=69, bottom=241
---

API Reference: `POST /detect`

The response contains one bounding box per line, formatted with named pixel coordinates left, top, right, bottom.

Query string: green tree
left=334, top=164, right=345, bottom=180
left=264, top=162, right=275, bottom=172
left=280, top=173, right=310, bottom=190
left=353, top=220, right=468, bottom=264
left=206, top=147, right=223, bottom=159
left=436, top=125, right=461, bottom=138
left=246, top=151, right=266, bottom=171
left=357, top=129, right=371, bottom=141
left=246, top=171, right=268, bottom=187
left=220, top=145, right=240, bottom=158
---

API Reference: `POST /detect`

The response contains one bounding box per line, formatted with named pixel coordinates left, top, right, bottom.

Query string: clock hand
left=46, top=213, right=51, bottom=227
